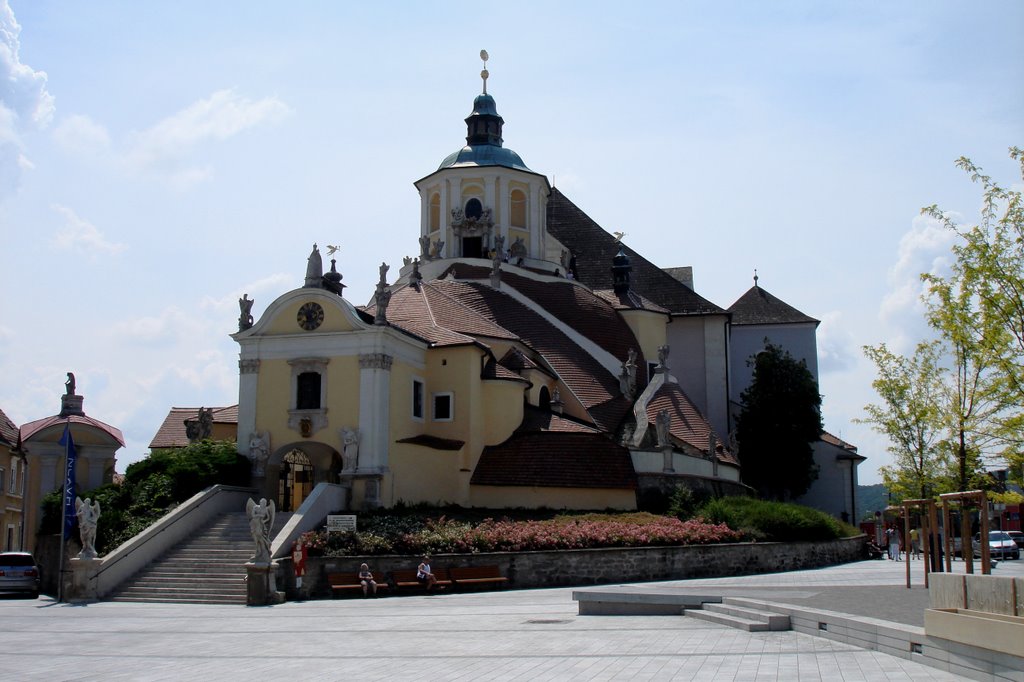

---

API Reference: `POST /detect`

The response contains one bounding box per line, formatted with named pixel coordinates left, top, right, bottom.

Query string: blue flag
left=59, top=424, right=78, bottom=540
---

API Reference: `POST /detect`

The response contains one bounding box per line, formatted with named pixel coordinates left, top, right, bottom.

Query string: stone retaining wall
left=280, top=535, right=866, bottom=598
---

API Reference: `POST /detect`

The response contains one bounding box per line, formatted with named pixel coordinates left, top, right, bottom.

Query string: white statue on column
left=341, top=427, right=360, bottom=472
left=246, top=497, right=275, bottom=563
left=75, top=496, right=101, bottom=560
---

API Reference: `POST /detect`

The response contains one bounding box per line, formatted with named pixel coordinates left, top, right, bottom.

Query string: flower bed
left=300, top=511, right=739, bottom=557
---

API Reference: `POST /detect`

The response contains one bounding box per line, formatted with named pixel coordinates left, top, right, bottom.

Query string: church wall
left=389, top=444, right=465, bottom=506
left=794, top=442, right=858, bottom=522
left=263, top=298, right=357, bottom=335
left=702, top=315, right=730, bottom=440
left=481, top=380, right=526, bottom=447
left=619, top=310, right=668, bottom=368
left=728, top=322, right=819, bottom=405
left=469, top=485, right=636, bottom=511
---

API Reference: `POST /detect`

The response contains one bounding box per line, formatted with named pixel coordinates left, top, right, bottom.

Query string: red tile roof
left=481, top=357, right=530, bottom=383
left=149, top=406, right=238, bottom=449
left=20, top=414, right=125, bottom=446
left=519, top=405, right=603, bottom=433
left=645, top=383, right=738, bottom=466
left=593, top=289, right=670, bottom=314
left=546, top=188, right=724, bottom=316
left=472, top=431, right=637, bottom=489
left=728, top=285, right=819, bottom=326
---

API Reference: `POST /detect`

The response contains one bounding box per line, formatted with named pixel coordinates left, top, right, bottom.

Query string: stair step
left=704, top=603, right=791, bottom=631
left=685, top=609, right=770, bottom=632
left=108, top=596, right=245, bottom=605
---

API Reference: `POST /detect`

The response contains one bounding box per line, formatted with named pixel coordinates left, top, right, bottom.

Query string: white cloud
left=53, top=114, right=111, bottom=155
left=200, top=273, right=292, bottom=313
left=817, top=310, right=856, bottom=373
left=124, top=89, right=290, bottom=185
left=50, top=204, right=127, bottom=255
left=0, top=0, right=55, bottom=197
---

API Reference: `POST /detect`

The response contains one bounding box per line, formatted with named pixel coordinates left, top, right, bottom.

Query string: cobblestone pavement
left=2, top=557, right=1019, bottom=681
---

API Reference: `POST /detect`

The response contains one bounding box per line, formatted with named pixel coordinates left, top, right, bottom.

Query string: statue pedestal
left=661, top=446, right=675, bottom=473
left=245, top=561, right=284, bottom=606
left=67, top=557, right=102, bottom=602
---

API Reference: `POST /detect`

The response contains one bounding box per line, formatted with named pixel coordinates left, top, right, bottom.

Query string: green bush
left=696, top=496, right=849, bottom=542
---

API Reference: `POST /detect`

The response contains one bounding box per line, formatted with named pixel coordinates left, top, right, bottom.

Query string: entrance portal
left=462, top=236, right=483, bottom=258
left=278, top=449, right=313, bottom=512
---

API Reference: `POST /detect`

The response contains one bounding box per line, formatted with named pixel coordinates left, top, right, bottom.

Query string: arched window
left=538, top=386, right=551, bottom=411
left=465, top=198, right=483, bottom=220
left=510, top=189, right=526, bottom=228
left=429, top=193, right=440, bottom=232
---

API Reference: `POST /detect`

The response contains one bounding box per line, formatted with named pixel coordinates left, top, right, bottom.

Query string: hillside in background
left=858, top=483, right=889, bottom=520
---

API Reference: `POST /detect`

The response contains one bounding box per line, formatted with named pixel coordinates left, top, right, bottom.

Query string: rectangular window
left=432, top=392, right=453, bottom=422
left=412, top=379, right=424, bottom=420
left=0, top=468, right=5, bottom=494
left=9, top=459, right=16, bottom=494
left=296, top=372, right=322, bottom=410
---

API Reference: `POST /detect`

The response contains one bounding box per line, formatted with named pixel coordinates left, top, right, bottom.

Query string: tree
left=921, top=147, right=1024, bottom=485
left=861, top=342, right=957, bottom=500
left=736, top=343, right=823, bottom=500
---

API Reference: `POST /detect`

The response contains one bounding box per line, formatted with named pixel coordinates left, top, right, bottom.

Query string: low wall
left=278, top=534, right=866, bottom=598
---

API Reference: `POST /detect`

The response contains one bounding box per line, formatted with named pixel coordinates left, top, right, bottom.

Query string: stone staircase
left=108, top=511, right=292, bottom=605
left=685, top=599, right=791, bottom=632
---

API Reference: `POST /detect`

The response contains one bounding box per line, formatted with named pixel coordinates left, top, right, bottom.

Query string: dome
left=437, top=145, right=532, bottom=171
left=435, top=89, right=533, bottom=172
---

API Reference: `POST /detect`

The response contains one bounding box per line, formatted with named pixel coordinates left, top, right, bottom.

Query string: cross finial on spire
left=480, top=49, right=489, bottom=94
left=753, top=268, right=759, bottom=286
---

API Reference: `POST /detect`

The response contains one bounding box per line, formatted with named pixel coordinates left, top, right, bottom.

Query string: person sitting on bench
left=359, top=563, right=377, bottom=597
left=417, top=555, right=438, bottom=591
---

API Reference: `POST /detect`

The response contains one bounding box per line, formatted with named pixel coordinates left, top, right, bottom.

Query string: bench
left=390, top=568, right=452, bottom=590
left=450, top=565, right=508, bottom=589
left=327, top=572, right=390, bottom=597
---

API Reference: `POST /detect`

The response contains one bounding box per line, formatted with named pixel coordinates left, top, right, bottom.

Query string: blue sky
left=1, top=1, right=1022, bottom=482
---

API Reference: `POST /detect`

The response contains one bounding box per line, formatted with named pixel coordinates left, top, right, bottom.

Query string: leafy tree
left=736, top=343, right=823, bottom=500
left=921, top=147, right=1024, bottom=485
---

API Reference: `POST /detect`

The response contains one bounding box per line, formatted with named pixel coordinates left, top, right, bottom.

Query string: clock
left=297, top=302, right=324, bottom=331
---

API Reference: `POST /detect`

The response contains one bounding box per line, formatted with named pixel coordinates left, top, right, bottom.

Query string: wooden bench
left=390, top=568, right=452, bottom=590
left=450, top=565, right=508, bottom=589
left=327, top=572, right=390, bottom=597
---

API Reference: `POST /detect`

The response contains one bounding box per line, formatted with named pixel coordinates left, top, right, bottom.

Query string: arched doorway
left=278, top=449, right=314, bottom=512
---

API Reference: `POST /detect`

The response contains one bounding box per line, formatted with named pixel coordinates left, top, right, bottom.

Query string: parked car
left=1007, top=530, right=1024, bottom=550
left=0, top=552, right=40, bottom=598
left=973, top=531, right=1021, bottom=560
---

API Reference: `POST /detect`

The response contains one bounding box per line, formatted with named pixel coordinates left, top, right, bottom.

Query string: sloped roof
left=821, top=430, right=865, bottom=461
left=728, top=285, right=819, bottom=326
left=481, top=357, right=530, bottom=383
left=21, top=414, right=125, bottom=446
left=424, top=279, right=632, bottom=432
left=374, top=281, right=518, bottom=347
left=546, top=187, right=724, bottom=316
left=593, top=289, right=670, bottom=314
left=149, top=406, right=238, bottom=449
left=472, top=431, right=636, bottom=489
left=0, top=408, right=19, bottom=447
left=519, top=404, right=603, bottom=433
left=645, top=382, right=738, bottom=466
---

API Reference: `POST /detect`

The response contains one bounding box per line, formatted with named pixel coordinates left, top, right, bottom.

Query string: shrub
left=697, top=496, right=848, bottom=542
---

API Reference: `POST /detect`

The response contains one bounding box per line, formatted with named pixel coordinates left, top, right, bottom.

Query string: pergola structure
left=939, top=490, right=991, bottom=575
left=897, top=498, right=941, bottom=588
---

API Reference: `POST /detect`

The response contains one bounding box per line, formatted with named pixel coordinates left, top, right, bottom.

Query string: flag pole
left=57, top=418, right=69, bottom=603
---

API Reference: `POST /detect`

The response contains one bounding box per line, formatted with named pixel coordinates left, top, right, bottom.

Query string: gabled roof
left=481, top=357, right=530, bottom=383
left=821, top=430, right=865, bottom=461
left=149, top=406, right=238, bottom=449
left=519, top=404, right=602, bottom=434
left=546, top=187, right=724, bottom=316
left=645, top=382, right=738, bottom=466
left=728, top=285, right=819, bottom=326
left=21, top=414, right=125, bottom=446
left=472, top=431, right=636, bottom=489
left=0, top=408, right=19, bottom=448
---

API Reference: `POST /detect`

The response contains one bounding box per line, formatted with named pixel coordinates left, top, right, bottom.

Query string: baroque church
left=230, top=62, right=863, bottom=519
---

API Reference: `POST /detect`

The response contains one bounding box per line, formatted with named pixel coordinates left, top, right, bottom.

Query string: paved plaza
left=1, top=557, right=1020, bottom=681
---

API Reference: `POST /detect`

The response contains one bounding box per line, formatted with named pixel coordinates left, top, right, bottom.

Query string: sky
left=1, top=1, right=1022, bottom=482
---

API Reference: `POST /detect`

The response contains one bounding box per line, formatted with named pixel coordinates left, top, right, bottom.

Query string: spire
left=612, top=247, right=632, bottom=295
left=753, top=268, right=759, bottom=287
left=465, top=50, right=504, bottom=147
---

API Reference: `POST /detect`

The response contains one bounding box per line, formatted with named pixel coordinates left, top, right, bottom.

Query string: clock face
left=297, top=302, right=324, bottom=331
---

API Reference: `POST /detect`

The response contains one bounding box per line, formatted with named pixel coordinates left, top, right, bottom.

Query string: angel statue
left=246, top=497, right=276, bottom=563
left=75, top=496, right=101, bottom=559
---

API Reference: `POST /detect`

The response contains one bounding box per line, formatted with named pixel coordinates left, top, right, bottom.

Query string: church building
left=231, top=59, right=859, bottom=517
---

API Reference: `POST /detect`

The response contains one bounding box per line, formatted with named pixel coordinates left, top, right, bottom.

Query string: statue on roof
left=238, top=294, right=254, bottom=332
left=65, top=372, right=76, bottom=396
left=304, top=244, right=323, bottom=287
left=510, top=236, right=527, bottom=260
left=619, top=348, right=638, bottom=400
left=419, top=234, right=431, bottom=258
left=430, top=239, right=444, bottom=259
left=655, top=409, right=672, bottom=448
left=656, top=345, right=670, bottom=373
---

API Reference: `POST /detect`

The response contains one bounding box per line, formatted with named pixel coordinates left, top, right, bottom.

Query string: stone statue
left=620, top=423, right=635, bottom=447
left=451, top=207, right=465, bottom=226
left=655, top=409, right=672, bottom=448
left=419, top=235, right=431, bottom=258
left=341, top=427, right=360, bottom=472
left=374, top=280, right=392, bottom=325
left=510, top=236, right=527, bottom=260
left=75, top=496, right=101, bottom=559
left=184, top=418, right=199, bottom=442
left=411, top=258, right=422, bottom=289
left=238, top=294, right=254, bottom=332
left=248, top=431, right=270, bottom=476
left=246, top=497, right=275, bottom=563
left=480, top=207, right=492, bottom=226
left=430, top=239, right=444, bottom=259
left=198, top=407, right=214, bottom=440
left=65, top=372, right=76, bottom=396
left=378, top=262, right=389, bottom=285
left=619, top=348, right=638, bottom=400
left=402, top=255, right=412, bottom=266
left=304, top=243, right=323, bottom=286
left=657, top=344, right=670, bottom=372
